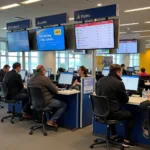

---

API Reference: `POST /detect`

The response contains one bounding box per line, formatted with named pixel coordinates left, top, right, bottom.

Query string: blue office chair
left=0, top=82, right=22, bottom=124
left=90, top=95, right=124, bottom=150
left=28, top=86, right=58, bottom=136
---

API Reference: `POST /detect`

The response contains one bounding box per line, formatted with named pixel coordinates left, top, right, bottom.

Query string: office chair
left=148, top=106, right=150, bottom=140
left=0, top=82, right=21, bottom=124
left=28, top=86, right=58, bottom=136
left=90, top=95, right=124, bottom=150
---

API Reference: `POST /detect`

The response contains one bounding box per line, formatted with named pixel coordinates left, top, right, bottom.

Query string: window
left=129, top=54, right=140, bottom=67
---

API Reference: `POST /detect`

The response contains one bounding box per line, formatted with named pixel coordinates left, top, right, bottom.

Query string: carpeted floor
left=0, top=106, right=148, bottom=150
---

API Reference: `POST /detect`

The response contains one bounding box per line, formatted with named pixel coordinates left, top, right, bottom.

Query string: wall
left=38, top=51, right=56, bottom=74
left=140, top=49, right=150, bottom=74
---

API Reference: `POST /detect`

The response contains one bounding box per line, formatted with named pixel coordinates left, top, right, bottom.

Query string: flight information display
left=117, top=40, right=138, bottom=54
left=36, top=26, right=65, bottom=51
left=96, top=49, right=110, bottom=54
left=75, top=20, right=114, bottom=49
left=8, top=31, right=30, bottom=52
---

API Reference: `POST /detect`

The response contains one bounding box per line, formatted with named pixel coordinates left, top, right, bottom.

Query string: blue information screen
left=36, top=26, right=65, bottom=51
left=7, top=31, right=30, bottom=52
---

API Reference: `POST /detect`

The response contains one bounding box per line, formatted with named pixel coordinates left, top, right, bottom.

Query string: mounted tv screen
left=117, top=40, right=138, bottom=54
left=36, top=26, right=65, bottom=51
left=75, top=20, right=114, bottom=49
left=7, top=31, right=30, bottom=52
left=96, top=49, right=110, bottom=54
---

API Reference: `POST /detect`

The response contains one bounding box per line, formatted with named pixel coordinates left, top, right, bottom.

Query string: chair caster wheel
left=1, top=119, right=4, bottom=122
left=90, top=145, right=94, bottom=149
left=94, top=139, right=98, bottom=143
left=43, top=132, right=47, bottom=136
left=10, top=121, right=14, bottom=124
left=29, top=131, right=33, bottom=135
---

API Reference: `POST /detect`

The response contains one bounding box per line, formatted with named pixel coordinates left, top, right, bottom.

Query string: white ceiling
left=0, top=0, right=150, bottom=38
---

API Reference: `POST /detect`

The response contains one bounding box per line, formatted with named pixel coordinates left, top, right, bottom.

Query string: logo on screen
left=54, top=29, right=61, bottom=35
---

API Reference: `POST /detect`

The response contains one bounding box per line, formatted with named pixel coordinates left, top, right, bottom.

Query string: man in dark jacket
left=121, top=64, right=127, bottom=76
left=96, top=64, right=134, bottom=148
left=28, top=65, right=67, bottom=127
left=3, top=62, right=31, bottom=117
left=0, top=64, right=10, bottom=82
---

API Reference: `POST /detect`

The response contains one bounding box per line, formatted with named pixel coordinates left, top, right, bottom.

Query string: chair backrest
left=28, top=86, right=44, bottom=111
left=90, top=95, right=110, bottom=119
left=0, top=82, right=8, bottom=99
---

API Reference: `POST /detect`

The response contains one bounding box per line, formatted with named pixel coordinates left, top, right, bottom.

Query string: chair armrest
left=148, top=106, right=150, bottom=139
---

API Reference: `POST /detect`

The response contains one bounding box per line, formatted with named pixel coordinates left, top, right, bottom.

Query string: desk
left=93, top=97, right=150, bottom=146
left=145, top=82, right=150, bottom=86
left=57, top=90, right=80, bottom=130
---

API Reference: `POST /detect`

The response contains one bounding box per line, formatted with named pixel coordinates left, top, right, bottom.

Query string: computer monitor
left=45, top=71, right=50, bottom=77
left=127, top=67, right=134, bottom=72
left=134, top=66, right=139, bottom=71
left=59, top=73, right=73, bottom=85
left=122, top=76, right=139, bottom=91
left=19, top=70, right=26, bottom=80
left=102, top=69, right=109, bottom=76
left=68, top=68, right=74, bottom=73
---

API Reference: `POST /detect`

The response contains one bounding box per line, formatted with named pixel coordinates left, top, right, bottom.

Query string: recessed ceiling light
left=120, top=32, right=127, bottom=34
left=1, top=27, right=6, bottom=30
left=0, top=3, right=20, bottom=10
left=145, top=21, right=150, bottom=23
left=141, top=35, right=150, bottom=38
left=125, top=6, right=150, bottom=12
left=69, top=17, right=74, bottom=21
left=21, top=0, right=41, bottom=4
left=97, top=4, right=102, bottom=7
left=133, top=30, right=150, bottom=33
left=120, top=23, right=139, bottom=26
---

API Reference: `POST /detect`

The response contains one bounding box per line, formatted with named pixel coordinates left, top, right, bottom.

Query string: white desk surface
left=128, top=97, right=146, bottom=106
left=58, top=90, right=80, bottom=95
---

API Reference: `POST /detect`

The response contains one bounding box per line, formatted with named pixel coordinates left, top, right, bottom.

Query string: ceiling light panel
left=21, top=0, right=41, bottom=4
left=133, top=30, right=150, bottom=33
left=145, top=21, right=150, bottom=23
left=120, top=23, right=139, bottom=26
left=125, top=6, right=150, bottom=12
left=0, top=3, right=20, bottom=10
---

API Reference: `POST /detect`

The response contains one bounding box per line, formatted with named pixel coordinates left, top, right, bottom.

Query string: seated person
left=96, top=64, right=135, bottom=148
left=121, top=64, right=127, bottom=75
left=28, top=65, right=67, bottom=127
left=3, top=62, right=31, bottom=118
left=0, top=64, right=10, bottom=82
left=139, top=68, right=149, bottom=77
left=73, top=65, right=88, bottom=87
left=140, top=92, right=150, bottom=139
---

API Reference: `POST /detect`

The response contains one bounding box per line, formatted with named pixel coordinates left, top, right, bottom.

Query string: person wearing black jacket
left=121, top=64, right=127, bottom=75
left=96, top=64, right=134, bottom=148
left=3, top=62, right=31, bottom=118
left=0, top=64, right=10, bottom=82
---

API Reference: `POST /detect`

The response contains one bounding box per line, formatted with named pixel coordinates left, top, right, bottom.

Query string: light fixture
left=97, top=4, right=102, bottom=7
left=1, top=27, right=6, bottom=30
left=120, top=23, right=139, bottom=26
left=21, top=0, right=41, bottom=4
left=133, top=30, right=150, bottom=33
left=69, top=17, right=74, bottom=21
left=0, top=3, right=20, bottom=10
left=145, top=21, right=150, bottom=23
left=125, top=6, right=150, bottom=12
left=141, top=35, right=150, bottom=38
left=120, top=32, right=127, bottom=34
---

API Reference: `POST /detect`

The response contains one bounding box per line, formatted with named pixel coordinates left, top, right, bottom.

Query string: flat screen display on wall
left=7, top=31, right=30, bottom=52
left=75, top=20, right=114, bottom=49
left=117, top=40, right=138, bottom=54
left=36, top=26, right=65, bottom=51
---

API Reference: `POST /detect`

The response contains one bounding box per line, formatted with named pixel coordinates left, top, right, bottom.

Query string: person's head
left=78, top=66, right=88, bottom=77
left=36, top=65, right=46, bottom=76
left=141, top=68, right=146, bottom=73
left=3, top=64, right=10, bottom=73
left=57, top=68, right=65, bottom=74
left=109, top=64, right=122, bottom=77
left=121, top=64, right=125, bottom=69
left=13, top=62, right=21, bottom=73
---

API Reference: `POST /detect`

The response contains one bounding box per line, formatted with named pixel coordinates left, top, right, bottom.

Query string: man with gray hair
left=28, top=65, right=67, bottom=127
